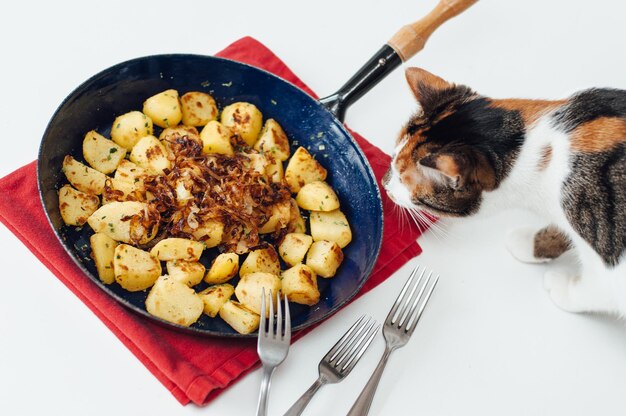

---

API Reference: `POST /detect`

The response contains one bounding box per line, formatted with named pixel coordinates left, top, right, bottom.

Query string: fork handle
left=256, top=366, right=276, bottom=416
left=283, top=377, right=326, bottom=416
left=346, top=347, right=393, bottom=416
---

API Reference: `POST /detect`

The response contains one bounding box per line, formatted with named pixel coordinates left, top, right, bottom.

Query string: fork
left=283, top=315, right=379, bottom=416
left=347, top=265, right=439, bottom=416
left=256, top=288, right=291, bottom=416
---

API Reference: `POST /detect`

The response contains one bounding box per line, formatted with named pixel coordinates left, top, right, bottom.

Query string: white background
left=1, top=0, right=626, bottom=415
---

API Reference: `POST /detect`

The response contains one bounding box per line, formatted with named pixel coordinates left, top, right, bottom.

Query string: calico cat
left=383, top=67, right=626, bottom=316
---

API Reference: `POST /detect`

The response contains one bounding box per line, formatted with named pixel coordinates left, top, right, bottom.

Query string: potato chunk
left=143, top=89, right=182, bottom=128
left=266, top=157, right=284, bottom=183
left=281, top=264, right=319, bottom=306
left=62, top=155, right=107, bottom=195
left=145, top=275, right=204, bottom=327
left=279, top=233, right=313, bottom=267
left=235, top=272, right=282, bottom=315
left=199, top=120, right=234, bottom=156
left=219, top=300, right=260, bottom=334
left=166, top=260, right=205, bottom=287
left=310, top=209, right=352, bottom=248
left=287, top=198, right=306, bottom=234
left=205, top=253, right=239, bottom=284
left=198, top=284, right=235, bottom=317
left=190, top=219, right=224, bottom=248
left=102, top=177, right=142, bottom=205
left=306, top=240, right=344, bottom=278
left=150, top=238, right=204, bottom=261
left=284, top=147, right=327, bottom=193
left=254, top=119, right=290, bottom=161
left=87, top=201, right=158, bottom=244
left=58, top=185, right=100, bottom=226
left=90, top=233, right=117, bottom=284
left=129, top=135, right=171, bottom=174
left=258, top=200, right=291, bottom=234
left=296, top=181, right=340, bottom=212
left=82, top=130, right=126, bottom=174
left=181, top=92, right=218, bottom=126
left=113, top=159, right=147, bottom=191
left=110, top=111, right=154, bottom=150
left=220, top=102, right=263, bottom=146
left=113, top=244, right=161, bottom=291
left=239, top=246, right=280, bottom=277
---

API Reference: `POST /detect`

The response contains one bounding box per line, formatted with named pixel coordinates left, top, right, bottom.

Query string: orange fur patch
left=538, top=145, right=552, bottom=171
left=490, top=99, right=565, bottom=125
left=570, top=117, right=626, bottom=152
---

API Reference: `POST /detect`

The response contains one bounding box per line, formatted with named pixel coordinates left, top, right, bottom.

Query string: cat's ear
left=405, top=68, right=453, bottom=103
left=419, top=150, right=496, bottom=191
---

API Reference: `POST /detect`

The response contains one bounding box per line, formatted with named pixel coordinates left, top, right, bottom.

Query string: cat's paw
left=506, top=227, right=552, bottom=264
left=543, top=270, right=583, bottom=312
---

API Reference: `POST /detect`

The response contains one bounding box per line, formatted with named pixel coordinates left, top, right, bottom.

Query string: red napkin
left=0, top=37, right=424, bottom=406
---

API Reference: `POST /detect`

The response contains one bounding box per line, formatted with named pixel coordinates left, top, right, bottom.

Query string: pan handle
left=320, top=0, right=478, bottom=122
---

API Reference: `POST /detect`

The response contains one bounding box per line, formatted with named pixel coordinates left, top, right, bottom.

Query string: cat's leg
left=506, top=225, right=572, bottom=264
left=544, top=265, right=618, bottom=314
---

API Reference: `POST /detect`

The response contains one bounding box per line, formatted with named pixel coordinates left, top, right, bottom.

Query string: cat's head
left=382, top=68, right=525, bottom=217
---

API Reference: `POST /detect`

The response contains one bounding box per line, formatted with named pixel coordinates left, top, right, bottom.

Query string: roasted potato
left=265, top=156, right=284, bottom=183
left=278, top=233, right=313, bottom=267
left=82, top=130, right=126, bottom=174
left=190, top=219, right=224, bottom=248
left=58, top=185, right=100, bottom=226
left=306, top=240, right=344, bottom=278
left=110, top=111, right=154, bottom=150
left=198, top=283, right=235, bottom=317
left=286, top=198, right=306, bottom=234
left=181, top=92, right=218, bottom=126
left=254, top=119, right=290, bottom=161
left=235, top=272, right=282, bottom=315
left=166, top=260, right=206, bottom=287
left=204, top=253, right=239, bottom=284
left=102, top=177, right=142, bottom=205
left=243, top=153, right=268, bottom=175
left=199, top=120, right=234, bottom=156
left=309, top=209, right=352, bottom=248
left=219, top=300, right=260, bottom=334
left=284, top=147, right=327, bottom=193
left=239, top=246, right=280, bottom=276
left=87, top=201, right=158, bottom=244
left=258, top=200, right=291, bottom=234
left=113, top=244, right=161, bottom=291
left=62, top=155, right=107, bottom=195
left=281, top=264, right=319, bottom=306
left=113, top=159, right=147, bottom=191
left=145, top=275, right=204, bottom=326
left=129, top=135, right=171, bottom=174
left=150, top=238, right=204, bottom=261
left=90, top=233, right=117, bottom=284
left=220, top=102, right=263, bottom=146
left=296, top=181, right=340, bottom=212
left=143, top=89, right=182, bottom=128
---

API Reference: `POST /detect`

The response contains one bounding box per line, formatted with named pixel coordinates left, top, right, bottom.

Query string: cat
left=382, top=67, right=626, bottom=316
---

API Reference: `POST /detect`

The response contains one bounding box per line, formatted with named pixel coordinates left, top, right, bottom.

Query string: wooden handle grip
left=388, top=0, right=478, bottom=61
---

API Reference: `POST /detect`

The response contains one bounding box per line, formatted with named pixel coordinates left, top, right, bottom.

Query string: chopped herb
left=116, top=123, right=121, bottom=129
left=324, top=195, right=329, bottom=199
left=317, top=132, right=324, bottom=138
left=144, top=122, right=149, bottom=127
left=318, top=144, right=326, bottom=151
left=101, top=215, right=106, bottom=219
left=201, top=80, right=210, bottom=87
left=110, top=147, right=118, bottom=154
left=270, top=99, right=277, bottom=105
left=116, top=255, right=121, bottom=259
left=222, top=81, right=233, bottom=87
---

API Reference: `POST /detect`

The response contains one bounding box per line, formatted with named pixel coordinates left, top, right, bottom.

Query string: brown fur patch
left=406, top=68, right=452, bottom=99
left=570, top=117, right=626, bottom=152
left=490, top=99, right=565, bottom=125
left=533, top=226, right=571, bottom=259
left=538, top=145, right=552, bottom=171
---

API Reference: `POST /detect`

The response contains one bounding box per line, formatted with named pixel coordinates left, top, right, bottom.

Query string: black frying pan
left=37, top=0, right=477, bottom=337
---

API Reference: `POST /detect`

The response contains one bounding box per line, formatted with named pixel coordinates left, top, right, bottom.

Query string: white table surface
left=2, top=1, right=626, bottom=415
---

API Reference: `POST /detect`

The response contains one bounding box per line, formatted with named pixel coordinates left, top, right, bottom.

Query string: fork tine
left=268, top=289, right=275, bottom=337
left=333, top=317, right=372, bottom=367
left=396, top=267, right=426, bottom=327
left=387, top=265, right=421, bottom=325
left=398, top=269, right=430, bottom=329
left=340, top=322, right=380, bottom=373
left=406, top=274, right=439, bottom=335
left=283, top=294, right=291, bottom=341
left=260, top=287, right=266, bottom=335
left=276, top=290, right=283, bottom=338
left=324, top=315, right=366, bottom=362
